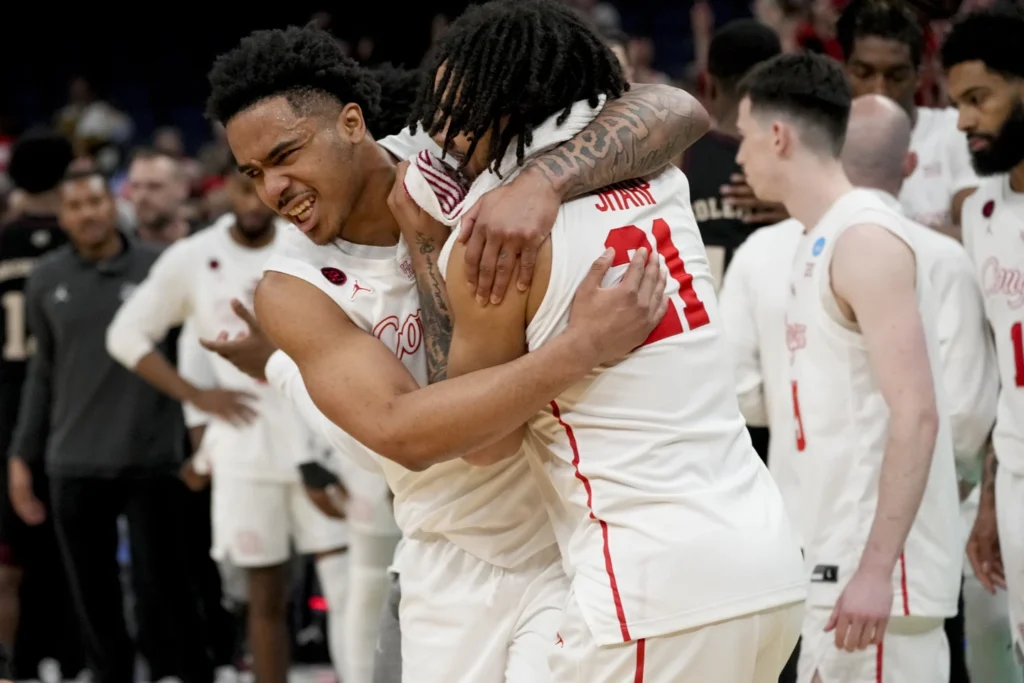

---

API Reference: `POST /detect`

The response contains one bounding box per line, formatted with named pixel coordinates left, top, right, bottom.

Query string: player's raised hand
left=567, top=246, right=668, bottom=365
left=967, top=493, right=1006, bottom=593
left=201, top=299, right=277, bottom=383
left=825, top=566, right=893, bottom=652
left=459, top=167, right=560, bottom=306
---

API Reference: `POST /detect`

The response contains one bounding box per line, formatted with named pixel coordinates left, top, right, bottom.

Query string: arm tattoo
left=524, top=84, right=709, bottom=201
left=413, top=233, right=453, bottom=384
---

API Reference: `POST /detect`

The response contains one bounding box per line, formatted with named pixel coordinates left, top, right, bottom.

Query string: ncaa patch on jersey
left=321, top=267, right=347, bottom=286
left=812, top=237, right=826, bottom=257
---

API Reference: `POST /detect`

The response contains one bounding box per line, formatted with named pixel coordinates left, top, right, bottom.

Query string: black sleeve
left=9, top=274, right=53, bottom=465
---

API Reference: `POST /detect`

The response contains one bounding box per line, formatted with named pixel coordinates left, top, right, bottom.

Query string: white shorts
left=996, top=465, right=1024, bottom=658
left=797, top=608, right=948, bottom=683
left=549, top=587, right=802, bottom=683
left=397, top=536, right=567, bottom=683
left=212, top=477, right=349, bottom=568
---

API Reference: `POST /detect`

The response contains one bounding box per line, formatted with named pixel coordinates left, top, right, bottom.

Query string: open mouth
left=283, top=195, right=318, bottom=233
left=968, top=136, right=991, bottom=152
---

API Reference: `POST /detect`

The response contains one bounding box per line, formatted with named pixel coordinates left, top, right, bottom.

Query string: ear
left=338, top=103, right=368, bottom=143
left=771, top=120, right=791, bottom=158
left=902, top=150, right=918, bottom=180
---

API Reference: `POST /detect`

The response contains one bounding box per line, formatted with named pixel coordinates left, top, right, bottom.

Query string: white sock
left=345, top=530, right=400, bottom=683
left=316, top=551, right=350, bottom=681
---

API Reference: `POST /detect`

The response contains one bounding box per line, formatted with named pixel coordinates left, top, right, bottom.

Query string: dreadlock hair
left=941, top=2, right=1024, bottom=79
left=708, top=19, right=783, bottom=96
left=837, top=0, right=925, bottom=67
left=206, top=26, right=381, bottom=130
left=409, top=0, right=628, bottom=174
left=738, top=52, right=853, bottom=156
left=369, top=64, right=424, bottom=138
left=8, top=127, right=74, bottom=194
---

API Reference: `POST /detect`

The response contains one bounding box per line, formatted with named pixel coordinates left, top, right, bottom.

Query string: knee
left=246, top=566, right=288, bottom=619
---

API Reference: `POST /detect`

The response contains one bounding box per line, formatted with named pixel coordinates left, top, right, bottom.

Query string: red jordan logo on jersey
left=555, top=634, right=564, bottom=648
left=350, top=280, right=373, bottom=300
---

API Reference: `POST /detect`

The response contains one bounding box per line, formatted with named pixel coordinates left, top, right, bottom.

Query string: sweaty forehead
left=225, top=96, right=310, bottom=159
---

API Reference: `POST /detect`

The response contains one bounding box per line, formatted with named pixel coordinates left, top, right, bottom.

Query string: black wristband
left=299, top=462, right=341, bottom=489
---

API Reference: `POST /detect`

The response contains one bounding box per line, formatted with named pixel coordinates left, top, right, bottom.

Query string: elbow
left=897, top=402, right=940, bottom=448
left=374, top=433, right=435, bottom=473
left=105, top=319, right=148, bottom=370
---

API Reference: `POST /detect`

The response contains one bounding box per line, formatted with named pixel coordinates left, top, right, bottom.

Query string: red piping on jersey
left=634, top=639, right=646, bottom=683
left=550, top=400, right=632, bottom=642
left=898, top=552, right=910, bottom=615
left=876, top=642, right=883, bottom=683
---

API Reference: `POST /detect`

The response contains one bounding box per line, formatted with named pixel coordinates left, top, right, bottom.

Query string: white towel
left=402, top=96, right=605, bottom=226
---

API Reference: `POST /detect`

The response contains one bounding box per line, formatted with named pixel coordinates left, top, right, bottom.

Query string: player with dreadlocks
left=389, top=1, right=806, bottom=681
left=200, top=19, right=708, bottom=683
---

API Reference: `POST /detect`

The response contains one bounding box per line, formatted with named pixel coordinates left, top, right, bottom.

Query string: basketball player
left=202, top=23, right=699, bottom=683
left=391, top=2, right=806, bottom=681
left=680, top=19, right=784, bottom=289
left=943, top=2, right=1024, bottom=673
left=106, top=171, right=350, bottom=683
left=836, top=0, right=978, bottom=233
left=735, top=52, right=962, bottom=682
left=0, top=128, right=83, bottom=678
left=721, top=92, right=1001, bottom=681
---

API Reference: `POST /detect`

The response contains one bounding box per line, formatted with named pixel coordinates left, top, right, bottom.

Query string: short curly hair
left=8, top=127, right=74, bottom=194
left=206, top=26, right=382, bottom=128
left=941, top=2, right=1024, bottom=79
left=368, top=64, right=423, bottom=138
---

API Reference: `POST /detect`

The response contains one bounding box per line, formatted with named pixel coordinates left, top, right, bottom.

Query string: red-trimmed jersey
left=444, top=166, right=806, bottom=645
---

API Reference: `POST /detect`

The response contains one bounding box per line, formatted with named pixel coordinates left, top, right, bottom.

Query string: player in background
left=393, top=1, right=806, bottom=680
left=202, top=22, right=703, bottom=683
left=0, top=129, right=83, bottom=679
left=721, top=91, right=1002, bottom=682
left=676, top=18, right=784, bottom=467
left=106, top=171, right=351, bottom=683
left=944, top=4, right=1024, bottom=678
left=736, top=53, right=962, bottom=683
left=125, top=148, right=192, bottom=244
left=600, top=29, right=634, bottom=82
left=678, top=19, right=784, bottom=290
left=836, top=0, right=978, bottom=235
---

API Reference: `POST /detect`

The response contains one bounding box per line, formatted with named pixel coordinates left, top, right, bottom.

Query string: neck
left=138, top=218, right=188, bottom=245
left=712, top=103, right=739, bottom=137
left=1011, top=160, right=1024, bottom=193
left=18, top=191, right=61, bottom=216
left=78, top=230, right=123, bottom=262
left=781, top=157, right=854, bottom=231
left=339, top=144, right=401, bottom=247
left=230, top=222, right=276, bottom=249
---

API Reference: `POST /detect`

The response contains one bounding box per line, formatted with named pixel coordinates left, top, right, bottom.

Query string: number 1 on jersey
left=791, top=380, right=806, bottom=452
left=605, top=219, right=710, bottom=348
left=1013, top=322, right=1024, bottom=387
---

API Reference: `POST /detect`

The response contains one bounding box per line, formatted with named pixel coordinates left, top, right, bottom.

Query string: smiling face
left=947, top=60, right=1024, bottom=176
left=225, top=95, right=367, bottom=245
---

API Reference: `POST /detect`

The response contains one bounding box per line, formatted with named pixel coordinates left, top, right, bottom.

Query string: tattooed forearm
left=413, top=233, right=454, bottom=384
left=523, top=83, right=711, bottom=201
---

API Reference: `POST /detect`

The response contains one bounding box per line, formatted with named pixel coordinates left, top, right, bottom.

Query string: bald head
left=840, top=94, right=914, bottom=196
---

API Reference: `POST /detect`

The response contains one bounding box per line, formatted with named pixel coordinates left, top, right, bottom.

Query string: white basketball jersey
left=444, top=167, right=806, bottom=645
left=899, top=107, right=978, bottom=229
left=263, top=225, right=556, bottom=570
left=963, top=176, right=1024, bottom=476
left=787, top=189, right=961, bottom=617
